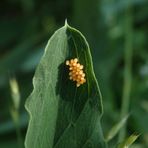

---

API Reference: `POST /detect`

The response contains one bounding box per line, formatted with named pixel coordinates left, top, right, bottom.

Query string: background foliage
left=0, top=0, right=148, bottom=147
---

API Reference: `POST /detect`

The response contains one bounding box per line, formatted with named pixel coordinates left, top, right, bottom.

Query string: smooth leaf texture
left=25, top=22, right=107, bottom=148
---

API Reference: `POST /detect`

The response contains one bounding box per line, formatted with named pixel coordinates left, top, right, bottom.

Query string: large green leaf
left=25, top=22, right=107, bottom=148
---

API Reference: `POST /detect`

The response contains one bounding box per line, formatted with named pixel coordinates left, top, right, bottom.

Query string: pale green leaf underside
left=25, top=23, right=106, bottom=148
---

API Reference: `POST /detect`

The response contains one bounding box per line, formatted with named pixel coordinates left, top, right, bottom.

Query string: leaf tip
left=64, top=19, right=71, bottom=29
left=65, top=19, right=68, bottom=26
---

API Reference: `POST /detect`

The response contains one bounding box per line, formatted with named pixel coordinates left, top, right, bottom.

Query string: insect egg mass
left=66, top=58, right=86, bottom=87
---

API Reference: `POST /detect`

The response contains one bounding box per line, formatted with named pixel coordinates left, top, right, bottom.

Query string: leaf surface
left=25, top=22, right=107, bottom=148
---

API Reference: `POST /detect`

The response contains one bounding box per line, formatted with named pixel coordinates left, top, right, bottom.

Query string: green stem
left=15, top=117, right=24, bottom=148
left=12, top=110, right=24, bottom=148
left=118, top=1, right=133, bottom=141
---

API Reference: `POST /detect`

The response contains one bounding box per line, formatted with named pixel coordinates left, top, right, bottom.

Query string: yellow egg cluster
left=66, top=58, right=86, bottom=87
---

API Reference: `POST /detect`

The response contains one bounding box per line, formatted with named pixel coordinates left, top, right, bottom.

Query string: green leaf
left=117, top=134, right=139, bottom=148
left=106, top=115, right=129, bottom=142
left=25, top=22, right=107, bottom=148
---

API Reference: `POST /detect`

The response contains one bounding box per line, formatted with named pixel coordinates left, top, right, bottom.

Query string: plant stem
left=16, top=117, right=24, bottom=148
left=118, top=1, right=133, bottom=141
left=14, top=111, right=24, bottom=148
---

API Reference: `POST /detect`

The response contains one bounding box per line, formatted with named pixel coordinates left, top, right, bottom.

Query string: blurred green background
left=0, top=0, right=148, bottom=147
